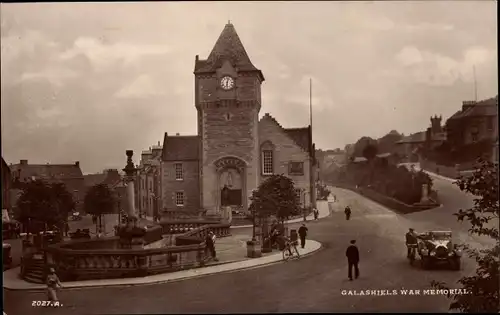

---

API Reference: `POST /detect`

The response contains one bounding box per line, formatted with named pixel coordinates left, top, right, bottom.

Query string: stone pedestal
left=223, top=206, right=233, bottom=224
left=246, top=240, right=262, bottom=258
left=126, top=181, right=137, bottom=218
left=420, top=184, right=431, bottom=204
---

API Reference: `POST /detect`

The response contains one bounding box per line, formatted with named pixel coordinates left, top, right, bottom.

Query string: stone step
left=26, top=269, right=45, bottom=276
left=23, top=274, right=45, bottom=284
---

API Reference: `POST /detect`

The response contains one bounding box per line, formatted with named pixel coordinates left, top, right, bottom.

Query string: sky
left=1, top=1, right=497, bottom=174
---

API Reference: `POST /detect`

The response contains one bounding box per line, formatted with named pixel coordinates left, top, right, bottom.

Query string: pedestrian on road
left=46, top=267, right=63, bottom=302
left=313, top=208, right=319, bottom=220
left=205, top=231, right=219, bottom=262
left=64, top=222, right=69, bottom=237
left=346, top=240, right=360, bottom=281
left=344, top=206, right=351, bottom=220
left=298, top=224, right=308, bottom=248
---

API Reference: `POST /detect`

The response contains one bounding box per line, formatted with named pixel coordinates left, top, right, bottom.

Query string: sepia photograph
left=1, top=1, right=498, bottom=314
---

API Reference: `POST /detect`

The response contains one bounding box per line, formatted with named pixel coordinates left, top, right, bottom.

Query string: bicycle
left=282, top=238, right=301, bottom=261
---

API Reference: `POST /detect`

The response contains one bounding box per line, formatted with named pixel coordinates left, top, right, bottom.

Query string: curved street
left=4, top=175, right=483, bottom=314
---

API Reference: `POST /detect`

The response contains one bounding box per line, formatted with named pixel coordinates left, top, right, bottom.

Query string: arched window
left=261, top=141, right=274, bottom=175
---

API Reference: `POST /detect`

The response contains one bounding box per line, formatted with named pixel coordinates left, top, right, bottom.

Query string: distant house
left=397, top=115, right=446, bottom=160
left=349, top=152, right=398, bottom=165
left=9, top=160, right=86, bottom=211
left=137, top=142, right=162, bottom=219
left=1, top=157, right=12, bottom=211
left=83, top=169, right=127, bottom=214
left=446, top=96, right=498, bottom=151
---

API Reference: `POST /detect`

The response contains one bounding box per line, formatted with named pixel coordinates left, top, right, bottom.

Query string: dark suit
left=346, top=244, right=360, bottom=280
left=298, top=226, right=308, bottom=248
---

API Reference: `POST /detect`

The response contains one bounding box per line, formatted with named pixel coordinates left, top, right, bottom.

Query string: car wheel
left=451, top=258, right=461, bottom=271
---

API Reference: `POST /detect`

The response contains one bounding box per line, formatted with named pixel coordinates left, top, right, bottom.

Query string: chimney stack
left=158, top=141, right=160, bottom=146
left=20, top=160, right=28, bottom=165
left=195, top=55, right=199, bottom=62
left=75, top=161, right=80, bottom=167
left=176, top=133, right=180, bottom=136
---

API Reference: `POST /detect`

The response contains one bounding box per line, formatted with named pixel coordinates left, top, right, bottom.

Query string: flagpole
left=309, top=78, right=313, bottom=130
left=473, top=65, right=478, bottom=101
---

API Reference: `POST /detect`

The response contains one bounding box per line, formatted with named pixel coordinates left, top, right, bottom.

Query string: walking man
left=298, top=224, right=308, bottom=249
left=313, top=207, right=319, bottom=220
left=205, top=231, right=219, bottom=262
left=46, top=267, right=63, bottom=302
left=346, top=240, right=360, bottom=281
left=344, top=206, right=351, bottom=220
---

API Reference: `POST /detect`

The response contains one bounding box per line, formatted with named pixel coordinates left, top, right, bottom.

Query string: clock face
left=220, top=76, right=235, bottom=90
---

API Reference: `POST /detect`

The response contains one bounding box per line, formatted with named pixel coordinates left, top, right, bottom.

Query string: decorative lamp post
left=117, top=150, right=146, bottom=250
left=122, top=150, right=138, bottom=219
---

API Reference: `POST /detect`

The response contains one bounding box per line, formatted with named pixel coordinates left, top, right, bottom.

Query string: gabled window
left=262, top=150, right=273, bottom=175
left=174, top=163, right=183, bottom=180
left=175, top=191, right=185, bottom=206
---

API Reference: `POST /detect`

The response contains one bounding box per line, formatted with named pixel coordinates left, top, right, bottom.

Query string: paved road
left=5, top=184, right=479, bottom=314
left=402, top=163, right=497, bottom=249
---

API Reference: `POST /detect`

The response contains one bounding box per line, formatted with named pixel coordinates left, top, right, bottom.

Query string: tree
left=362, top=143, right=379, bottom=161
left=377, top=130, right=403, bottom=154
left=431, top=159, right=499, bottom=313
left=250, top=174, right=301, bottom=224
left=84, top=183, right=117, bottom=233
left=16, top=180, right=75, bottom=236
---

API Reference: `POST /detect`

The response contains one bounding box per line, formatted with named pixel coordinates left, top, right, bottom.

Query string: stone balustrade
left=22, top=221, right=230, bottom=283
left=160, top=220, right=227, bottom=235
left=175, top=223, right=231, bottom=246
left=45, top=243, right=207, bottom=281
left=161, top=210, right=207, bottom=220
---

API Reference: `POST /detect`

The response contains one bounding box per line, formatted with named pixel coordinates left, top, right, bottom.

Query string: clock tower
left=194, top=22, right=265, bottom=215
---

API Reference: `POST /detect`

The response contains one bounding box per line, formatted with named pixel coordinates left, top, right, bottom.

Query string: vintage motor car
left=417, top=231, right=461, bottom=270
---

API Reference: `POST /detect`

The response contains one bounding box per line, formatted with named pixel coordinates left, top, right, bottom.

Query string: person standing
left=344, top=206, right=351, bottom=220
left=298, top=224, right=308, bottom=248
left=64, top=221, right=69, bottom=238
left=313, top=208, right=319, bottom=220
left=346, top=240, right=360, bottom=281
left=46, top=267, right=63, bottom=302
left=205, top=231, right=219, bottom=262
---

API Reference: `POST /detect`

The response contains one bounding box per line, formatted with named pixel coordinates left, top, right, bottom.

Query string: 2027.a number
left=32, top=300, right=62, bottom=307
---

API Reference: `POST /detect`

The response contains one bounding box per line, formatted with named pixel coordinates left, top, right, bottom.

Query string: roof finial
left=228, top=19, right=231, bottom=25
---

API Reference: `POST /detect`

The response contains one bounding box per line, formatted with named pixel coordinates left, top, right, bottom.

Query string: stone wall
left=161, top=161, right=200, bottom=212
left=201, top=104, right=259, bottom=212
left=420, top=159, right=459, bottom=178
left=332, top=182, right=440, bottom=214
left=258, top=117, right=313, bottom=207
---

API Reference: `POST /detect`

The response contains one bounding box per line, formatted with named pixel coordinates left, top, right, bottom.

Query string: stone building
left=137, top=142, right=162, bottom=218
left=160, top=22, right=317, bottom=215
left=446, top=97, right=498, bottom=148
left=396, top=115, right=447, bottom=160
left=1, top=157, right=12, bottom=211
left=9, top=159, right=86, bottom=211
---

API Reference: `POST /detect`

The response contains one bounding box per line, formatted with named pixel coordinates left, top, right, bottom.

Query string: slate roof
left=10, top=162, right=83, bottom=181
left=449, top=96, right=498, bottom=120
left=194, top=23, right=264, bottom=81
left=284, top=127, right=311, bottom=154
left=83, top=173, right=107, bottom=187
left=260, top=113, right=314, bottom=159
left=397, top=131, right=426, bottom=144
left=162, top=133, right=200, bottom=161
